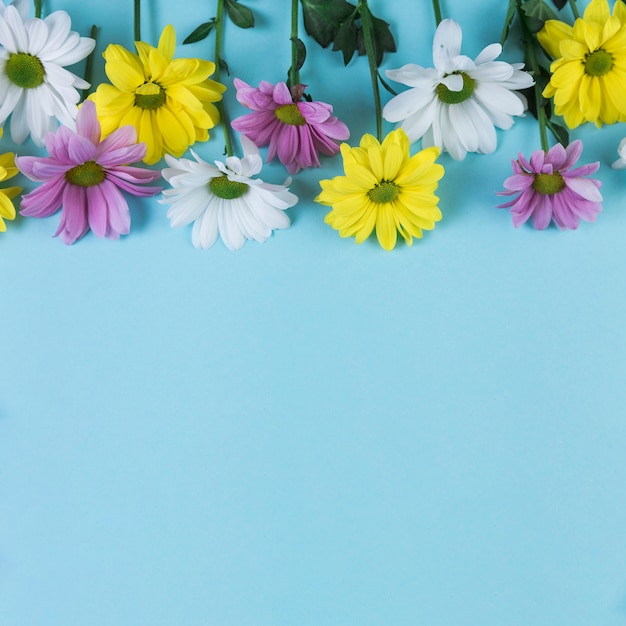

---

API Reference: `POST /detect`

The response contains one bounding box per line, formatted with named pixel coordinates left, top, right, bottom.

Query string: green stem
left=432, top=0, right=442, bottom=26
left=517, top=2, right=549, bottom=151
left=568, top=0, right=580, bottom=20
left=288, top=0, right=300, bottom=89
left=34, top=0, right=42, bottom=18
left=134, top=0, right=141, bottom=40
left=215, top=0, right=234, bottom=157
left=81, top=25, right=98, bottom=101
left=359, top=0, right=383, bottom=142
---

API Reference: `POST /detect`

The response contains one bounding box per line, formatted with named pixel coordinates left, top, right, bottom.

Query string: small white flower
left=160, top=136, right=298, bottom=251
left=0, top=4, right=95, bottom=145
left=383, top=18, right=534, bottom=160
left=612, top=137, right=626, bottom=170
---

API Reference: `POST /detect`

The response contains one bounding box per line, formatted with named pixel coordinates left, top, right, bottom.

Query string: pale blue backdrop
left=2, top=1, right=626, bottom=625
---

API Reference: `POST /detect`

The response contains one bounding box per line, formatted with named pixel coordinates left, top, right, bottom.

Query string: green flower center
left=65, top=161, right=105, bottom=187
left=274, top=103, right=306, bottom=126
left=532, top=172, right=565, bottom=195
left=5, top=53, right=45, bottom=89
left=135, top=82, right=166, bottom=110
left=436, top=71, right=476, bottom=104
left=209, top=175, right=249, bottom=199
left=368, top=180, right=399, bottom=204
left=584, top=49, right=613, bottom=77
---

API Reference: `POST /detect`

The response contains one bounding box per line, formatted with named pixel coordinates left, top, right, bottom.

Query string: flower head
left=0, top=3, right=95, bottom=145
left=16, top=100, right=162, bottom=244
left=88, top=25, right=225, bottom=165
left=383, top=19, right=533, bottom=160
left=538, top=0, right=626, bottom=128
left=497, top=140, right=602, bottom=230
left=0, top=128, right=20, bottom=232
left=231, top=79, right=350, bottom=174
left=611, top=136, right=626, bottom=168
left=316, top=129, right=444, bottom=251
left=160, top=136, right=297, bottom=250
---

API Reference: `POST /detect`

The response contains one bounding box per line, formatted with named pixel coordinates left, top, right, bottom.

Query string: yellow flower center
left=5, top=53, right=45, bottom=89
left=584, top=49, right=613, bottom=76
left=274, top=103, right=306, bottom=126
left=65, top=161, right=105, bottom=187
left=436, top=72, right=475, bottom=104
left=209, top=175, right=249, bottom=199
left=368, top=180, right=399, bottom=204
left=135, top=82, right=166, bottom=110
left=532, top=172, right=565, bottom=195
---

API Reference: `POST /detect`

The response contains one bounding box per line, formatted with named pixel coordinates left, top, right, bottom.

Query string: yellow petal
left=375, top=204, right=397, bottom=251
left=537, top=20, right=574, bottom=58
left=584, top=0, right=611, bottom=24
left=158, top=25, right=176, bottom=62
left=366, top=143, right=384, bottom=181
left=0, top=191, right=17, bottom=219
left=105, top=60, right=145, bottom=92
left=156, top=106, right=190, bottom=156
left=383, top=141, right=404, bottom=180
left=344, top=161, right=378, bottom=189
left=134, top=41, right=153, bottom=73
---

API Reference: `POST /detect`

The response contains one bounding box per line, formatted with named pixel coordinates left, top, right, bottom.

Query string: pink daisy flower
left=497, top=140, right=602, bottom=230
left=17, top=100, right=162, bottom=244
left=231, top=79, right=350, bottom=174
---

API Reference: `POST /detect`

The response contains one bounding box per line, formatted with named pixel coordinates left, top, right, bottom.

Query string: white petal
left=385, top=64, right=439, bottom=87
left=218, top=202, right=245, bottom=251
left=474, top=43, right=502, bottom=65
left=26, top=17, right=48, bottom=56
left=433, top=19, right=462, bottom=70
left=0, top=82, right=21, bottom=123
left=398, top=97, right=439, bottom=143
left=192, top=202, right=219, bottom=249
left=383, top=87, right=437, bottom=122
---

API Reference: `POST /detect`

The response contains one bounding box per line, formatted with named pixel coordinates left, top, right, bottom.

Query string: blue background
left=2, top=1, right=626, bottom=624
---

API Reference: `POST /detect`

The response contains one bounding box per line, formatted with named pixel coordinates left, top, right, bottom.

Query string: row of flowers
left=0, top=0, right=623, bottom=249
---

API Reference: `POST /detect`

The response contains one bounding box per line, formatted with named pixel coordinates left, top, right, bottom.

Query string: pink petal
left=57, top=184, right=88, bottom=244
left=67, top=133, right=96, bottom=164
left=564, top=176, right=603, bottom=201
left=273, top=81, right=294, bottom=105
left=531, top=193, right=553, bottom=229
left=96, top=125, right=139, bottom=156
left=100, top=180, right=131, bottom=235
left=298, top=101, right=332, bottom=124
left=86, top=184, right=108, bottom=237
left=76, top=100, right=101, bottom=146
left=96, top=143, right=147, bottom=167
left=20, top=176, right=66, bottom=217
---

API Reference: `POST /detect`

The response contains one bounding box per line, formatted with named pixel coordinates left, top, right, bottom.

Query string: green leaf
left=225, top=0, right=255, bottom=29
left=550, top=0, right=567, bottom=9
left=500, top=0, right=518, bottom=45
left=291, top=36, right=307, bottom=72
left=370, top=14, right=396, bottom=67
left=182, top=20, right=216, bottom=45
left=546, top=118, right=569, bottom=146
left=522, top=0, right=558, bottom=31
left=300, top=0, right=356, bottom=48
left=219, top=58, right=230, bottom=75
left=332, top=17, right=358, bottom=65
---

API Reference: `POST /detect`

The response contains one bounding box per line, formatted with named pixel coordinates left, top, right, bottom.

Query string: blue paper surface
left=2, top=1, right=626, bottom=625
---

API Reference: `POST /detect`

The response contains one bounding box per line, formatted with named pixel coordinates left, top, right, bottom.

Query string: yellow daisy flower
left=0, top=128, right=21, bottom=233
left=89, top=25, right=226, bottom=165
left=538, top=0, right=626, bottom=128
left=316, top=129, right=444, bottom=251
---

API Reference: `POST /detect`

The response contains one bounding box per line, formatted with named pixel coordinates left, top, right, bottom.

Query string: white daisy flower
left=383, top=18, right=534, bottom=160
left=612, top=137, right=626, bottom=170
left=160, top=136, right=298, bottom=251
left=0, top=4, right=95, bottom=145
